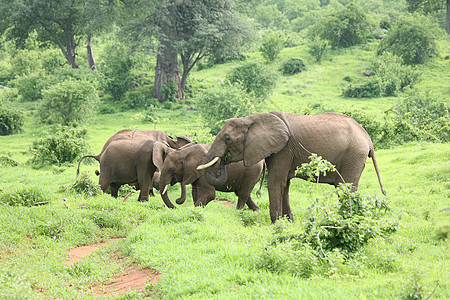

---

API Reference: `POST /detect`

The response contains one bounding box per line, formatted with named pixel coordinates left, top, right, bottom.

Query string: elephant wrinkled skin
left=198, top=111, right=386, bottom=223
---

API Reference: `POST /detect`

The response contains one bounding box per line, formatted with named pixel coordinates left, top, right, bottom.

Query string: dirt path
left=65, top=238, right=160, bottom=297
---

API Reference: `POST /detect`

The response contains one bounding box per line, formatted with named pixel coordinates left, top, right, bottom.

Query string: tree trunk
left=87, top=36, right=96, bottom=70
left=153, top=43, right=183, bottom=102
left=447, top=0, right=450, bottom=35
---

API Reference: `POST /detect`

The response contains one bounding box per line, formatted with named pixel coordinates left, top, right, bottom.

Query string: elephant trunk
left=204, top=158, right=227, bottom=187
left=160, top=185, right=176, bottom=209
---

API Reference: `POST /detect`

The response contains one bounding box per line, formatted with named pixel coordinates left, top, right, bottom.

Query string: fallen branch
left=34, top=201, right=49, bottom=206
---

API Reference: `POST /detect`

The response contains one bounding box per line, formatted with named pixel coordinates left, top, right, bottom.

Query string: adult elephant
left=197, top=111, right=386, bottom=223
left=77, top=129, right=191, bottom=201
left=153, top=142, right=264, bottom=210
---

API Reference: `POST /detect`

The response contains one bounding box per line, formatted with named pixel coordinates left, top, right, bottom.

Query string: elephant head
left=154, top=142, right=206, bottom=208
left=198, top=112, right=289, bottom=185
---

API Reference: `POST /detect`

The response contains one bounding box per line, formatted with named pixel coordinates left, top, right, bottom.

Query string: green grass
left=1, top=38, right=449, bottom=299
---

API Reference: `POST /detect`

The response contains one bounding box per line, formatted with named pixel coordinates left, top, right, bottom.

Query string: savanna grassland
left=1, top=2, right=450, bottom=299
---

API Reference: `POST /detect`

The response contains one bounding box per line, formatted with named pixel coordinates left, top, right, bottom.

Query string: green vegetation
left=0, top=0, right=449, bottom=299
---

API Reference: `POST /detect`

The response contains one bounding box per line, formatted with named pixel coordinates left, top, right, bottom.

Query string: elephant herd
left=77, top=110, right=386, bottom=223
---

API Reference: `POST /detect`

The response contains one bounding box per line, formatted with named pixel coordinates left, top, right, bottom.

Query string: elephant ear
left=153, top=141, right=170, bottom=170
left=243, top=113, right=289, bottom=166
left=182, top=144, right=207, bottom=184
left=175, top=135, right=192, bottom=147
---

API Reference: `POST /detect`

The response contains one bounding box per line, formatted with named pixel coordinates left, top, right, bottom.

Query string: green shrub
left=308, top=3, right=373, bottom=48
left=307, top=37, right=330, bottom=63
left=370, top=53, right=420, bottom=96
left=0, top=156, right=19, bottom=167
left=0, top=87, right=21, bottom=103
left=226, top=61, right=278, bottom=99
left=259, top=30, right=283, bottom=62
left=160, top=80, right=178, bottom=103
left=342, top=78, right=381, bottom=98
left=70, top=171, right=102, bottom=196
left=10, top=72, right=44, bottom=102
left=122, top=85, right=156, bottom=109
left=0, top=106, right=24, bottom=135
left=0, top=187, right=48, bottom=207
left=377, top=14, right=439, bottom=65
left=28, top=127, right=89, bottom=166
left=196, top=84, right=258, bottom=134
left=384, top=93, right=449, bottom=144
left=279, top=58, right=306, bottom=75
left=37, top=79, right=99, bottom=126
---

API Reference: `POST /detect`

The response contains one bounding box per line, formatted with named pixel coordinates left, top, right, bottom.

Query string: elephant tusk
left=162, top=185, right=168, bottom=195
left=197, top=157, right=220, bottom=170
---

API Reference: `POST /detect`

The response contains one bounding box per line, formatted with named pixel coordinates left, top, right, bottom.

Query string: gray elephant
left=198, top=111, right=386, bottom=223
left=153, top=142, right=265, bottom=210
left=94, top=139, right=163, bottom=201
left=77, top=129, right=191, bottom=200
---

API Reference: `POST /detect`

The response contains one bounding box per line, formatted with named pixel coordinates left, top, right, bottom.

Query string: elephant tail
left=76, top=155, right=100, bottom=177
left=256, top=161, right=267, bottom=197
left=369, top=148, right=386, bottom=196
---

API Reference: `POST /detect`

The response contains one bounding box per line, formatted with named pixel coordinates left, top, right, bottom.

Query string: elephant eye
left=224, top=133, right=230, bottom=142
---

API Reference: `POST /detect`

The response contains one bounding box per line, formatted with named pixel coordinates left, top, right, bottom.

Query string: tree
left=377, top=15, right=439, bottom=64
left=120, top=0, right=252, bottom=102
left=307, top=3, right=374, bottom=48
left=0, top=0, right=115, bottom=69
left=406, top=0, right=450, bottom=35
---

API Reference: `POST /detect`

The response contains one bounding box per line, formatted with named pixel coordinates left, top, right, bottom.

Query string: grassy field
left=0, top=41, right=449, bottom=299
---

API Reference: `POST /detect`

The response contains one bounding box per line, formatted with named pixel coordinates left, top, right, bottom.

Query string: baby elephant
left=153, top=142, right=265, bottom=210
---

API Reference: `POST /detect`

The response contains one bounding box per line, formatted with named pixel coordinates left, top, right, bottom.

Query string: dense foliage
left=0, top=107, right=24, bottom=135
left=377, top=14, right=440, bottom=64
left=28, top=127, right=89, bottom=166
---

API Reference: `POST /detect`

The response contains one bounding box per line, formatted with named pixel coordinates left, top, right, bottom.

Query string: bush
left=0, top=88, right=21, bottom=104
left=122, top=85, right=156, bottom=109
left=0, top=156, right=19, bottom=167
left=370, top=53, right=420, bottom=96
left=10, top=72, right=44, bottom=102
left=343, top=53, right=420, bottom=98
left=342, top=78, right=381, bottom=98
left=259, top=30, right=283, bottom=62
left=0, top=187, right=49, bottom=207
left=308, top=37, right=330, bottom=63
left=0, top=106, right=24, bottom=135
left=196, top=84, right=258, bottom=134
left=280, top=58, right=306, bottom=75
left=28, top=127, right=89, bottom=166
left=384, top=93, right=449, bottom=144
left=70, top=171, right=102, bottom=196
left=308, top=3, right=373, bottom=48
left=37, top=79, right=99, bottom=126
left=226, top=61, right=278, bottom=99
left=377, top=14, right=439, bottom=65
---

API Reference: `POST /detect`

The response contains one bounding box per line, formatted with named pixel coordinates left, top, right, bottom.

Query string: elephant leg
left=236, top=194, right=247, bottom=210
left=266, top=155, right=292, bottom=223
left=282, top=179, right=293, bottom=221
left=110, top=183, right=120, bottom=198
left=245, top=196, right=260, bottom=211
left=193, top=178, right=215, bottom=207
left=337, top=154, right=367, bottom=193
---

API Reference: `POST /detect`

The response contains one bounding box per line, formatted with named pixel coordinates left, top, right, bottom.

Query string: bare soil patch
left=92, top=265, right=160, bottom=297
left=216, top=198, right=235, bottom=208
left=65, top=238, right=160, bottom=297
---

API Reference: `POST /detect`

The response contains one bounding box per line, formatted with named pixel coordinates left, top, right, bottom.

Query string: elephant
left=197, top=111, right=386, bottom=223
left=77, top=129, right=191, bottom=200
left=93, top=139, right=165, bottom=201
left=153, top=142, right=265, bottom=210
